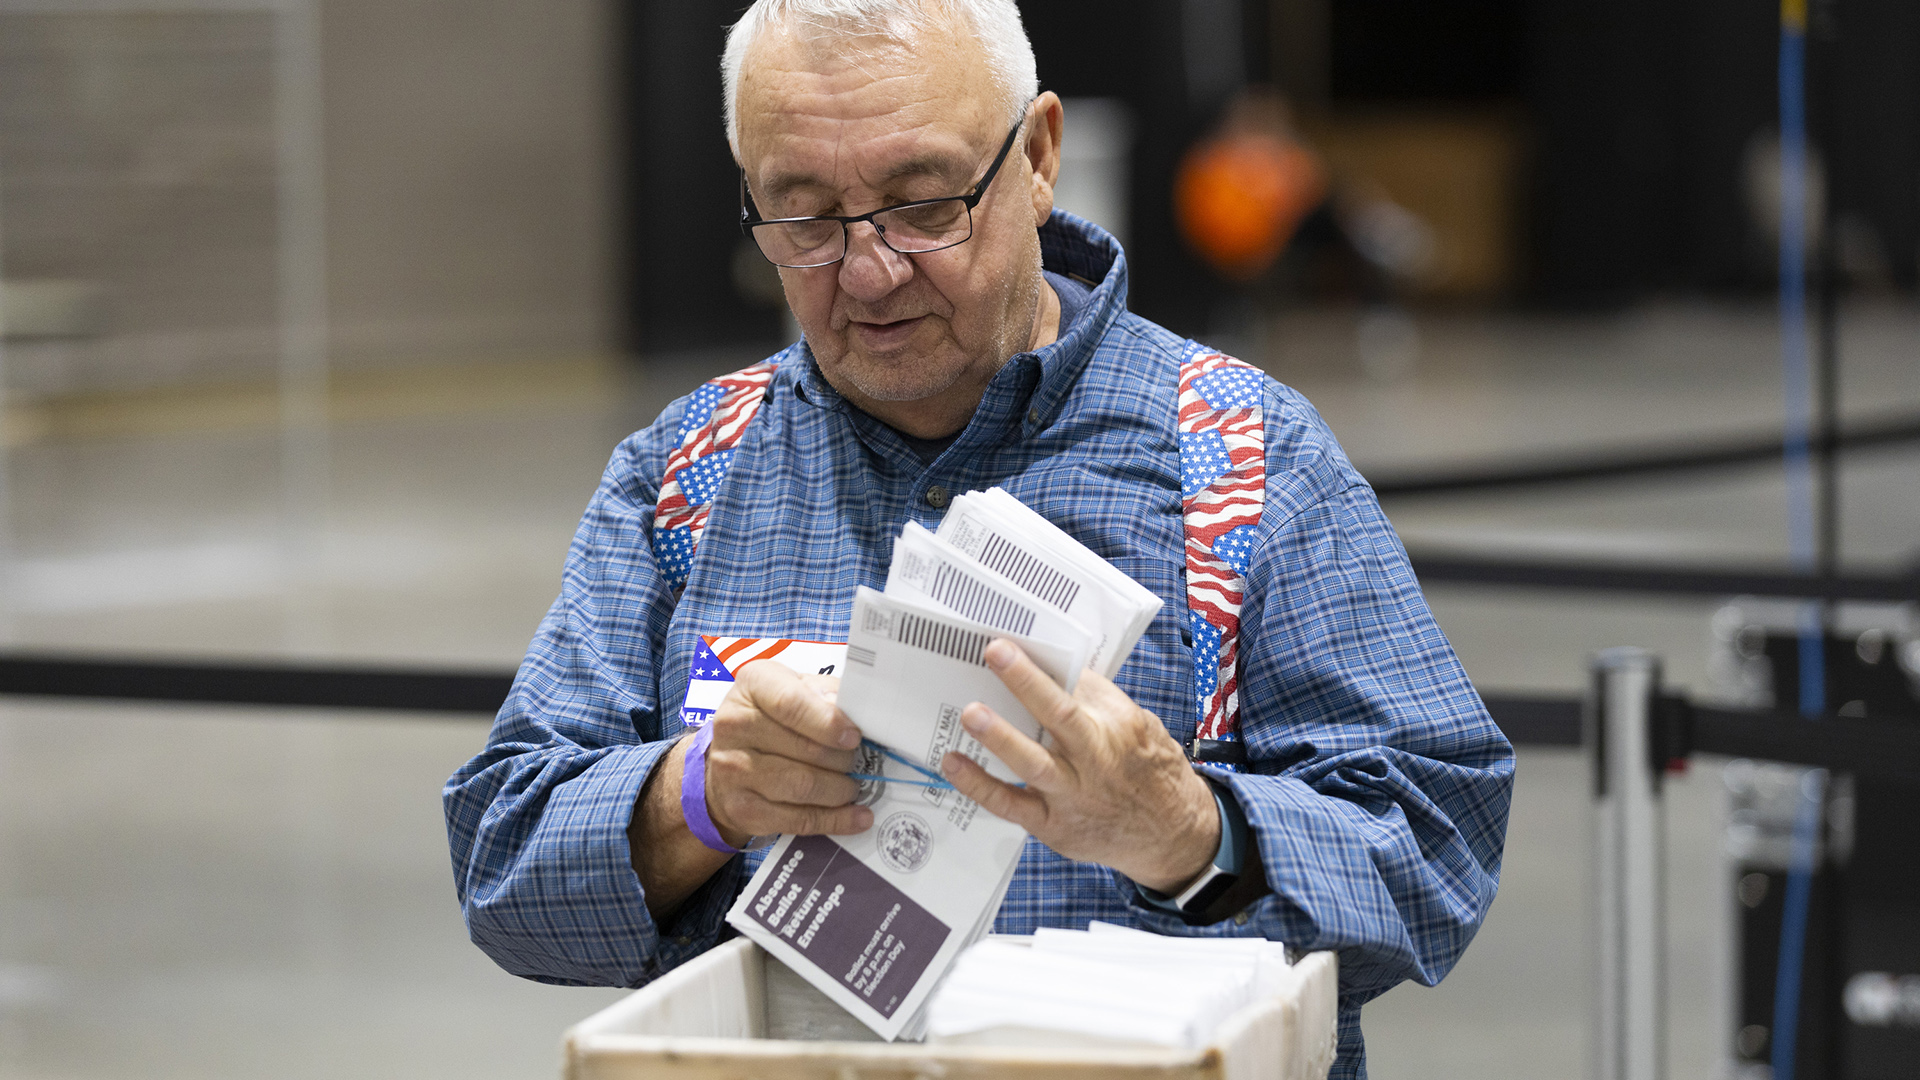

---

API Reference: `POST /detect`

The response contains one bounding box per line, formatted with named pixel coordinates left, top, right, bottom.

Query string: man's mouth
left=848, top=315, right=927, bottom=350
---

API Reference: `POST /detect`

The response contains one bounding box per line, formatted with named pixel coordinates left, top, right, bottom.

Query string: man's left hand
left=939, top=638, right=1222, bottom=895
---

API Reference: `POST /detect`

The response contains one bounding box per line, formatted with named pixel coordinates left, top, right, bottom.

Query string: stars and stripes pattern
left=1178, top=349, right=1266, bottom=750
left=699, top=635, right=804, bottom=675
left=652, top=362, right=777, bottom=591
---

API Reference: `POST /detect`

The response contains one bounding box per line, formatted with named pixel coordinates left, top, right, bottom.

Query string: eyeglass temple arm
left=739, top=170, right=757, bottom=229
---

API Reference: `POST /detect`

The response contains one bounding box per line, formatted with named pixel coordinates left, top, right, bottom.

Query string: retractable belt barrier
left=1406, top=555, right=1919, bottom=603
left=3, top=651, right=1915, bottom=782
left=1368, top=410, right=1920, bottom=498
left=0, top=653, right=512, bottom=715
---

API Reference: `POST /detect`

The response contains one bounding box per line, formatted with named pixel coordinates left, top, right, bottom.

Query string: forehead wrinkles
left=740, top=36, right=998, bottom=200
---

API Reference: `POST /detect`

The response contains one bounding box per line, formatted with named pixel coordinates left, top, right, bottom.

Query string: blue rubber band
left=847, top=772, right=953, bottom=790
left=848, top=738, right=1028, bottom=793
left=853, top=738, right=957, bottom=791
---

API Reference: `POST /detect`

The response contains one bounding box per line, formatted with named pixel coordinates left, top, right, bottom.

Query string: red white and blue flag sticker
left=680, top=635, right=850, bottom=730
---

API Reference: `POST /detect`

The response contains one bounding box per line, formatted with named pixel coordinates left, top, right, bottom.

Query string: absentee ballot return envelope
left=558, top=936, right=1340, bottom=1080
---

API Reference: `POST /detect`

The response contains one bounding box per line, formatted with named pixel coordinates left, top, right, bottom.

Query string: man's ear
left=1027, top=92, right=1065, bottom=226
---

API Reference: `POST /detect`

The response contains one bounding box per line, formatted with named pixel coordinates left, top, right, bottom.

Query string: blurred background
left=0, top=0, right=1915, bottom=1077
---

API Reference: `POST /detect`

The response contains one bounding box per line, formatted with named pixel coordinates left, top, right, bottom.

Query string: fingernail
left=838, top=726, right=861, bottom=749
left=853, top=807, right=873, bottom=830
left=960, top=706, right=990, bottom=735
left=984, top=639, right=1015, bottom=670
left=941, top=753, right=965, bottom=778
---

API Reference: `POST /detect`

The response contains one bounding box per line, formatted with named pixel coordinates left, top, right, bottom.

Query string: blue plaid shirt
left=445, top=212, right=1513, bottom=1078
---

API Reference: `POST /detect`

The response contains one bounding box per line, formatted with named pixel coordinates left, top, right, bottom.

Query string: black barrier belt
left=0, top=654, right=1591, bottom=746
left=1482, top=693, right=1920, bottom=783
left=1408, top=553, right=1920, bottom=602
left=1686, top=704, right=1920, bottom=786
left=0, top=652, right=1600, bottom=747
left=1483, top=694, right=1583, bottom=746
left=0, top=653, right=513, bottom=715
left=1369, top=411, right=1920, bottom=498
left=3, top=655, right=1913, bottom=783
left=0, top=653, right=1590, bottom=747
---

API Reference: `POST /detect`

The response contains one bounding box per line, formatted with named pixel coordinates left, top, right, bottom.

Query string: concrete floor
left=0, top=300, right=1915, bottom=1078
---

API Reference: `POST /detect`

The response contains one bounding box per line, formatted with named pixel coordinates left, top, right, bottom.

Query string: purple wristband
left=679, top=722, right=740, bottom=854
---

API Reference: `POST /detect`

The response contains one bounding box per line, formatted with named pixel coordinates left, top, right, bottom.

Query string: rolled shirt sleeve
left=442, top=410, right=743, bottom=987
left=1125, top=480, right=1515, bottom=1074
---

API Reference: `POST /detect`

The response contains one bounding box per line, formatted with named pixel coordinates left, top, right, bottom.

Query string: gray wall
left=0, top=1, right=619, bottom=396
left=322, top=0, right=618, bottom=367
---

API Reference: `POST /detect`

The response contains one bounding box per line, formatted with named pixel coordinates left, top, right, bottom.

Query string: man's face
left=735, top=20, right=1058, bottom=437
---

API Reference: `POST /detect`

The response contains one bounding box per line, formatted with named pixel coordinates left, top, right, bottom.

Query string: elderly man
left=445, top=1, right=1513, bottom=1075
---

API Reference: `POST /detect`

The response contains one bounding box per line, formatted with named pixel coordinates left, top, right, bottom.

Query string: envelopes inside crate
left=561, top=937, right=1338, bottom=1080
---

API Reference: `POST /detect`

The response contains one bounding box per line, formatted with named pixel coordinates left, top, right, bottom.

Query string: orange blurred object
left=1175, top=133, right=1327, bottom=281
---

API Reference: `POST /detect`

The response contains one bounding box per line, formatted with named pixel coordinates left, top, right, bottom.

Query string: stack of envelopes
left=725, top=488, right=1162, bottom=1040
left=926, top=922, right=1293, bottom=1048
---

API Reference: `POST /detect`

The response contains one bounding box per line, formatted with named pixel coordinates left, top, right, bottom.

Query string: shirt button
left=924, top=484, right=950, bottom=509
left=1233, top=911, right=1251, bottom=927
left=673, top=935, right=693, bottom=946
left=1027, top=408, right=1041, bottom=427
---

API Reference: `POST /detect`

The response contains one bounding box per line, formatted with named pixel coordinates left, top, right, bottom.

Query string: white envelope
left=935, top=488, right=1161, bottom=678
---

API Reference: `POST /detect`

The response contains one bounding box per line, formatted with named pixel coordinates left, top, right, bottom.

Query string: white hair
left=722, top=0, right=1039, bottom=153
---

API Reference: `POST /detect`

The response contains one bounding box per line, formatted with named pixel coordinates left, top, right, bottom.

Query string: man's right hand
left=629, top=661, right=870, bottom=920
left=702, top=662, right=871, bottom=845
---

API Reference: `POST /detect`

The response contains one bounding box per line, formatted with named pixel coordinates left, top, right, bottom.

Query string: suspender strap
left=1177, top=348, right=1267, bottom=767
left=651, top=361, right=776, bottom=592
left=652, top=350, right=1268, bottom=761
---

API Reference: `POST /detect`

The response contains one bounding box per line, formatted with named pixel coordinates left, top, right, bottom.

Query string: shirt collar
left=781, top=211, right=1129, bottom=428
left=1024, top=210, right=1127, bottom=427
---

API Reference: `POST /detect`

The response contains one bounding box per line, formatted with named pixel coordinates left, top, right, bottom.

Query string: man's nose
left=837, top=220, right=915, bottom=301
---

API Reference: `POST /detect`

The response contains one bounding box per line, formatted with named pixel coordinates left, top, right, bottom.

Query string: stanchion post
left=1590, top=648, right=1666, bottom=1080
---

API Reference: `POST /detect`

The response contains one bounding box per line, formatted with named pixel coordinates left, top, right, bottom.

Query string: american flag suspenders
left=651, top=361, right=778, bottom=593
left=650, top=348, right=1266, bottom=765
left=1176, top=349, right=1266, bottom=769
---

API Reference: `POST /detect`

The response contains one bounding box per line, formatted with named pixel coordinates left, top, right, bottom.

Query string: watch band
left=1139, top=771, right=1250, bottom=919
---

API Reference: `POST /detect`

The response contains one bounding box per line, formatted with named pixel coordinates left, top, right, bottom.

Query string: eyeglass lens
left=750, top=199, right=974, bottom=268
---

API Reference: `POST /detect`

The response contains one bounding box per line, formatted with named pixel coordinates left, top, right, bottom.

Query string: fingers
left=717, top=709, right=859, bottom=773
left=712, top=789, right=875, bottom=839
left=983, top=638, right=1089, bottom=752
left=941, top=751, right=1046, bottom=832
left=706, top=748, right=873, bottom=838
left=709, top=748, right=862, bottom=807
left=721, top=662, right=861, bottom=753
left=958, top=701, right=1062, bottom=790
left=798, top=671, right=841, bottom=703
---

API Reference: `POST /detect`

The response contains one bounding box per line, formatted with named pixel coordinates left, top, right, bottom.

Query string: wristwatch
left=1138, top=771, right=1250, bottom=921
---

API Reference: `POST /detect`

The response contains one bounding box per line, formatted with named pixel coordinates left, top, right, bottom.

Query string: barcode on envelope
left=848, top=645, right=877, bottom=667
left=893, top=612, right=988, bottom=667
left=928, top=562, right=1037, bottom=636
left=976, top=532, right=1081, bottom=611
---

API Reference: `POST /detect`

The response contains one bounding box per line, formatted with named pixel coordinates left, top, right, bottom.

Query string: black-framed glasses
left=739, top=113, right=1027, bottom=268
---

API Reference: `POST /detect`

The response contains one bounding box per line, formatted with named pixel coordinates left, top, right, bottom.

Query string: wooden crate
left=562, top=937, right=1338, bottom=1080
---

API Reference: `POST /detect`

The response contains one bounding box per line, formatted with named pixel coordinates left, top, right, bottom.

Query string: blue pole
left=1772, top=6, right=1826, bottom=1079
left=1770, top=769, right=1826, bottom=1080
left=1778, top=0, right=1824, bottom=720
